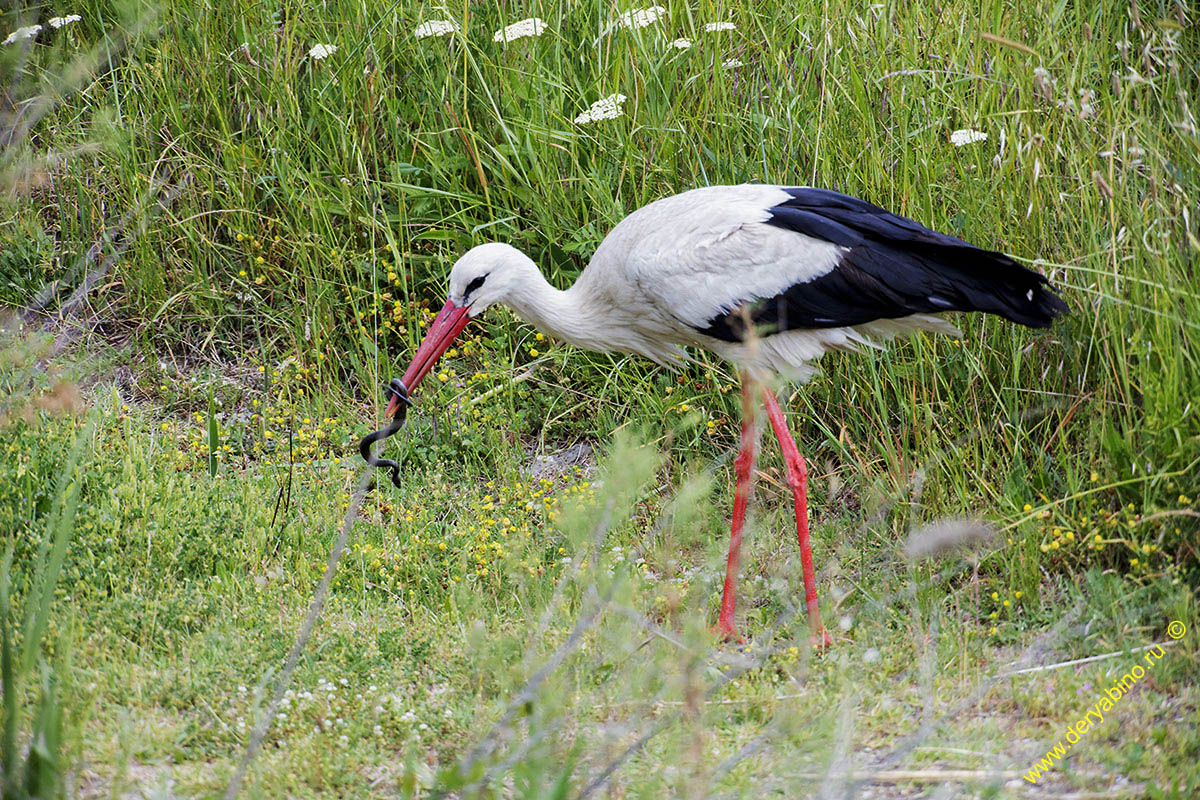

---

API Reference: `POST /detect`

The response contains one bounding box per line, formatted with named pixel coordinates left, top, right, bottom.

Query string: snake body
left=358, top=380, right=410, bottom=488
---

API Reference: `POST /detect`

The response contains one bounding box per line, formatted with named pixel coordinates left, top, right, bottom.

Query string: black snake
left=358, top=379, right=410, bottom=488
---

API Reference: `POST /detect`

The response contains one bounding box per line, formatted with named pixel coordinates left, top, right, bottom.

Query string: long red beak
left=386, top=298, right=472, bottom=416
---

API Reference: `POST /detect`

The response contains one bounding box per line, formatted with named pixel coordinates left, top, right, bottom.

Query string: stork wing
left=601, top=185, right=1066, bottom=343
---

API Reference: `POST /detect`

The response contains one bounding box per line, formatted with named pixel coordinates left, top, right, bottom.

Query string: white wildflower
left=49, top=15, right=81, bottom=29
left=3, top=25, right=42, bottom=45
left=704, top=21, right=737, bottom=32
left=669, top=38, right=692, bottom=49
left=493, top=18, right=546, bottom=43
left=949, top=128, right=988, bottom=147
left=308, top=43, right=337, bottom=60
left=722, top=57, right=744, bottom=68
left=574, top=93, right=627, bottom=124
left=618, top=6, right=666, bottom=30
left=414, top=20, right=458, bottom=39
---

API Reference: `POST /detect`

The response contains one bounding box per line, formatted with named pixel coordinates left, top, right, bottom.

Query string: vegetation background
left=0, top=0, right=1197, bottom=796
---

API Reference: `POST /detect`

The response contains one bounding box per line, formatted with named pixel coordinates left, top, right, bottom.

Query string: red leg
left=716, top=377, right=758, bottom=642
left=761, top=388, right=831, bottom=647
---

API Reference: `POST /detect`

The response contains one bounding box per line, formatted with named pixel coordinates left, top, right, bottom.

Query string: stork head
left=446, top=242, right=539, bottom=316
left=389, top=243, right=537, bottom=416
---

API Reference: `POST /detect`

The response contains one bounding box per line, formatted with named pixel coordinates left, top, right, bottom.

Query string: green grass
left=1, top=0, right=1198, bottom=796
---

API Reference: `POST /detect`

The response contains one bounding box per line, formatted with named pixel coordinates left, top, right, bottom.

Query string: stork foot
left=811, top=629, right=833, bottom=650
left=712, top=621, right=743, bottom=644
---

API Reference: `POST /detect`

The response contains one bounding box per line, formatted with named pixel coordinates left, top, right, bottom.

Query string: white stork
left=385, top=184, right=1067, bottom=644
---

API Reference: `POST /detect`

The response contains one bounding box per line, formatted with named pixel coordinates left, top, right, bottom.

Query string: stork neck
left=504, top=267, right=599, bottom=349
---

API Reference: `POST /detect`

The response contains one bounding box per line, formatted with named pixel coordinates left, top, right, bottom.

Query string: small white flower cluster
left=618, top=6, right=667, bottom=30
left=950, top=128, right=988, bottom=147
left=414, top=20, right=458, bottom=39
left=494, top=18, right=546, bottom=43
left=722, top=57, right=744, bottom=68
left=315, top=675, right=350, bottom=698
left=664, top=20, right=734, bottom=53
left=308, top=43, right=337, bottom=60
left=49, top=15, right=81, bottom=29
left=574, top=93, right=627, bottom=125
left=3, top=25, right=42, bottom=45
left=227, top=674, right=441, bottom=747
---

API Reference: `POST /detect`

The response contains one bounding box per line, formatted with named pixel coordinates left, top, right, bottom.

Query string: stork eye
left=464, top=275, right=487, bottom=299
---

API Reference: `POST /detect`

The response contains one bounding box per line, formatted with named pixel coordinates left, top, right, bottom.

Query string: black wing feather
left=698, top=187, right=1068, bottom=342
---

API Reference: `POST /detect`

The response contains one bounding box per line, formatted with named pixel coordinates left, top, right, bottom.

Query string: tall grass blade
left=1, top=547, right=15, bottom=798
left=1, top=420, right=91, bottom=799
left=208, top=390, right=219, bottom=477
left=20, top=421, right=90, bottom=675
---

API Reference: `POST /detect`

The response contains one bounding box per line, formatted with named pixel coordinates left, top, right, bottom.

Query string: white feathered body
left=546, top=185, right=957, bottom=379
